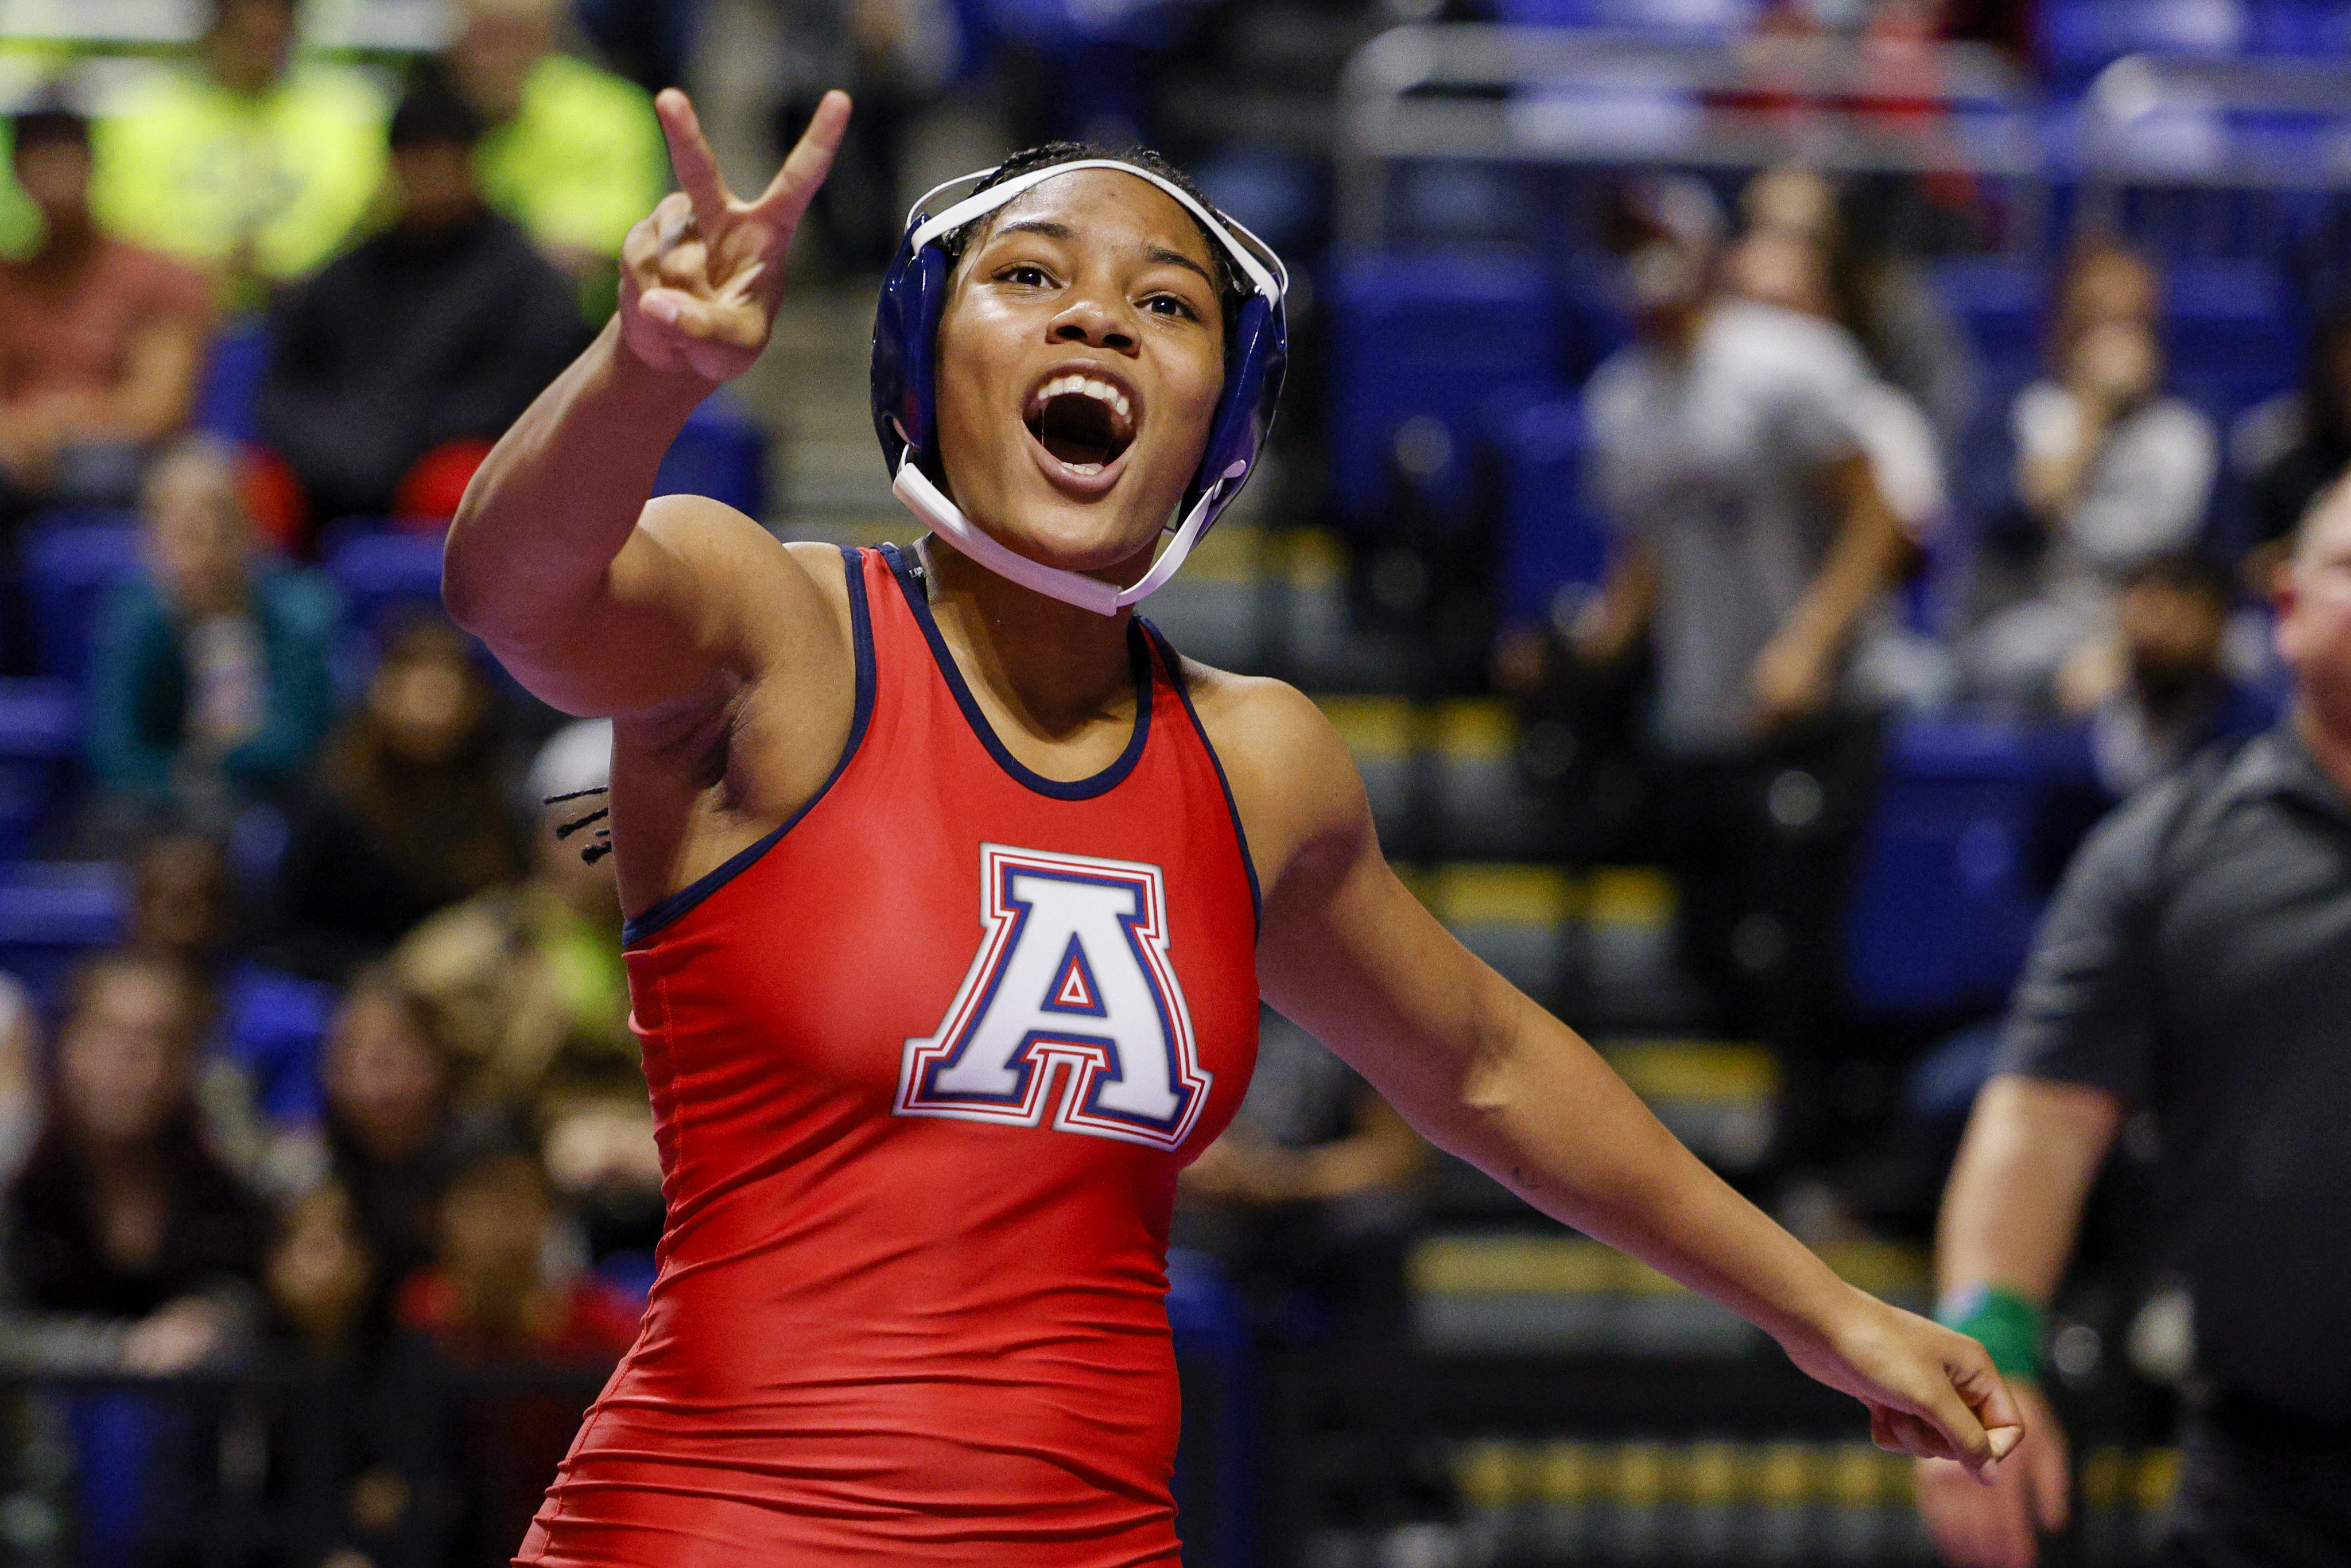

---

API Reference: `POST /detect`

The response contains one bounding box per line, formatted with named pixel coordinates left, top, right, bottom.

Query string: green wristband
left=1938, top=1284, right=2043, bottom=1382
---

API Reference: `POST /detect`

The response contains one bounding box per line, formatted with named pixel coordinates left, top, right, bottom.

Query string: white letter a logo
left=896, top=845, right=1211, bottom=1150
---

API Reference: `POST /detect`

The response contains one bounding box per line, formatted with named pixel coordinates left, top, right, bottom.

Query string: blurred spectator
left=266, top=1181, right=374, bottom=1358
left=277, top=620, right=523, bottom=980
left=397, top=1136, right=637, bottom=1359
left=1178, top=1012, right=1433, bottom=1550
left=1739, top=165, right=1980, bottom=456
left=2075, top=553, right=2277, bottom=801
left=0, top=952, right=268, bottom=1373
left=90, top=0, right=389, bottom=299
left=395, top=1136, right=639, bottom=1567
left=0, top=971, right=38, bottom=1189
left=256, top=81, right=587, bottom=533
left=317, top=971, right=464, bottom=1350
left=0, top=105, right=214, bottom=535
left=443, top=0, right=668, bottom=313
left=1179, top=1014, right=1430, bottom=1307
left=2235, top=297, right=2351, bottom=587
left=1965, top=243, right=2217, bottom=711
left=81, top=438, right=338, bottom=844
left=393, top=720, right=659, bottom=1248
left=122, top=831, right=286, bottom=1165
left=1920, top=480, right=2351, bottom=1567
left=1576, top=179, right=1913, bottom=1136
left=1724, top=197, right=1952, bottom=559
left=774, top=0, right=960, bottom=274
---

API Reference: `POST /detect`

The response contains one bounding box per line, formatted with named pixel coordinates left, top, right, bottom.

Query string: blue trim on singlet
left=880, top=540, right=1152, bottom=802
left=1138, top=620, right=1264, bottom=941
left=620, top=545, right=877, bottom=948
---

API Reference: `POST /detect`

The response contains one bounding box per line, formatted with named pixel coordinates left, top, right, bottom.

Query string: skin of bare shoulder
left=604, top=523, right=860, bottom=920
left=1169, top=658, right=1370, bottom=904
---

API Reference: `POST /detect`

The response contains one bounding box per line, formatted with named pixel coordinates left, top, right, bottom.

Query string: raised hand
left=619, top=88, right=851, bottom=385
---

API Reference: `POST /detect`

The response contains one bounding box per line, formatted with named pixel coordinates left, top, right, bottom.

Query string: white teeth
left=1061, top=461, right=1104, bottom=476
left=1031, top=374, right=1132, bottom=425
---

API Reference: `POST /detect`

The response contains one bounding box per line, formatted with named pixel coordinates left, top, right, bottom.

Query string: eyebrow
left=991, top=218, right=1217, bottom=290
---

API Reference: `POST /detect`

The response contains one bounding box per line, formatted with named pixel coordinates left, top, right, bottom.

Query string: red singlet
left=517, top=544, right=1262, bottom=1566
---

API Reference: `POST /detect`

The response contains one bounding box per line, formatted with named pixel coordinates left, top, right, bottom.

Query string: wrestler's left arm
left=1197, top=670, right=2024, bottom=1478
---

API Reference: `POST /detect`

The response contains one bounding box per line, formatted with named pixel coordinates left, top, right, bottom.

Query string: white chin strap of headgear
left=893, top=160, right=1285, bottom=617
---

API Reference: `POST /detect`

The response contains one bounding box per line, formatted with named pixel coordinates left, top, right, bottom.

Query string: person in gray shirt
left=1574, top=184, right=1914, bottom=1154
left=1919, top=479, right=2351, bottom=1567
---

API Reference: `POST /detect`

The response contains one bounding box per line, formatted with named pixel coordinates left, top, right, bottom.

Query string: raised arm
left=1211, top=677, right=2023, bottom=1475
left=441, top=90, right=851, bottom=717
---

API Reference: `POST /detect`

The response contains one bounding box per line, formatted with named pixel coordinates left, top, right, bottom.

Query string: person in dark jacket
left=81, top=437, right=340, bottom=845
left=255, top=79, right=588, bottom=531
left=276, top=618, right=523, bottom=979
left=1, top=951, right=271, bottom=1371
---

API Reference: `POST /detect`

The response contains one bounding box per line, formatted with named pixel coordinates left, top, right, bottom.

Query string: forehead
left=974, top=168, right=1217, bottom=268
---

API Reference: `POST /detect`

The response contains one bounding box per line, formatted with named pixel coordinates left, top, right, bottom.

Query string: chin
left=995, top=492, right=1165, bottom=575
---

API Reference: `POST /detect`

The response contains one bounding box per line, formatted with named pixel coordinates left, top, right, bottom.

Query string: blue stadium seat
left=1844, top=718, right=2049, bottom=1016
left=324, top=529, right=445, bottom=641
left=1326, top=251, right=1555, bottom=530
left=653, top=393, right=767, bottom=519
left=2039, top=0, right=2248, bottom=83
left=1164, top=1248, right=1253, bottom=1568
left=194, top=316, right=270, bottom=444
left=1485, top=390, right=1610, bottom=623
left=0, top=861, right=128, bottom=1002
left=1926, top=257, right=2045, bottom=399
left=2252, top=0, right=2351, bottom=55
left=2165, top=258, right=2302, bottom=422
left=0, top=681, right=77, bottom=861
left=1494, top=0, right=1758, bottom=38
left=22, top=515, right=142, bottom=681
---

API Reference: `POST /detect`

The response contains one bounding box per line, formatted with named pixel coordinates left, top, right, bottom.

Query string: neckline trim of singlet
left=620, top=545, right=878, bottom=949
left=882, top=540, right=1153, bottom=802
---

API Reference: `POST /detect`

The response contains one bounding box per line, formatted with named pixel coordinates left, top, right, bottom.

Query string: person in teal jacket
left=83, top=436, right=339, bottom=839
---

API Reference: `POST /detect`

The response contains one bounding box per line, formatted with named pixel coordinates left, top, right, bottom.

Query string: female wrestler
left=444, top=90, right=2022, bottom=1565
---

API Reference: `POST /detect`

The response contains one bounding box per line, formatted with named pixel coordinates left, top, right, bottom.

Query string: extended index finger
left=655, top=88, right=733, bottom=229
left=752, top=89, right=853, bottom=229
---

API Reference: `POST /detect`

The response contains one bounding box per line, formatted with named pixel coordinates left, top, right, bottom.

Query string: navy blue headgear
left=870, top=158, right=1288, bottom=614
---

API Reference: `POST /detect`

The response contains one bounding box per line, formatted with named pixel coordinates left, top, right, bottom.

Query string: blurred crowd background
left=0, top=0, right=2341, bottom=1564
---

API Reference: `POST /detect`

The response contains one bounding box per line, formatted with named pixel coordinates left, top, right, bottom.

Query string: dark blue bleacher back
left=1485, top=391, right=1610, bottom=623
left=2038, top=0, right=2248, bottom=86
left=323, top=530, right=447, bottom=643
left=2164, top=257, right=2302, bottom=423
left=1845, top=719, right=2051, bottom=1016
left=0, top=861, right=127, bottom=1003
left=2252, top=0, right=2351, bottom=55
left=23, top=517, right=142, bottom=682
left=193, top=318, right=270, bottom=444
left=652, top=393, right=766, bottom=519
left=0, top=681, right=76, bottom=861
left=1492, top=0, right=1756, bottom=38
left=1327, top=252, right=1556, bottom=531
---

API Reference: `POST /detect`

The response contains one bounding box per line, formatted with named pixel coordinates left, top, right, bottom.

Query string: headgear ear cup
left=869, top=158, right=1288, bottom=615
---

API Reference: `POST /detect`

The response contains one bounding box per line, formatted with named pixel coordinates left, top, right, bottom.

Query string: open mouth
left=1024, top=372, right=1138, bottom=476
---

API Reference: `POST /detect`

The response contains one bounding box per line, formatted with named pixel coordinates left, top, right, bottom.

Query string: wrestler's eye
left=998, top=263, right=1053, bottom=289
left=1141, top=293, right=1198, bottom=321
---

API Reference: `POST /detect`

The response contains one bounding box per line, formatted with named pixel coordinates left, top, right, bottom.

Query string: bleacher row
left=1491, top=0, right=2350, bottom=68
left=1329, top=249, right=2302, bottom=626
left=1448, top=1434, right=2179, bottom=1566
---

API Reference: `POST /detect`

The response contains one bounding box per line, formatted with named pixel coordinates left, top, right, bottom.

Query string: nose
left=1048, top=295, right=1136, bottom=354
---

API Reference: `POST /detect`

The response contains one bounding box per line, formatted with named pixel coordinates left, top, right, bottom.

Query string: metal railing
left=1337, top=25, right=2044, bottom=248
